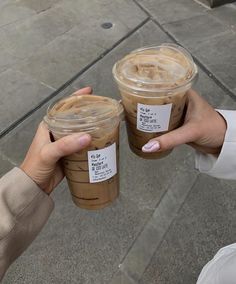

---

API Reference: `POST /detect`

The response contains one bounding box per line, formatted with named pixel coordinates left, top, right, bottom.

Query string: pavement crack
left=194, top=0, right=212, bottom=9
left=150, top=18, right=236, bottom=100
left=132, top=0, right=236, bottom=100
left=0, top=17, right=150, bottom=140
left=117, top=173, right=200, bottom=282
left=132, top=0, right=150, bottom=17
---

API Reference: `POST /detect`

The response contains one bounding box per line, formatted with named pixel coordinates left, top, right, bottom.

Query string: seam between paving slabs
left=0, top=151, right=17, bottom=167
left=194, top=0, right=212, bottom=9
left=132, top=0, right=236, bottom=102
left=112, top=152, right=193, bottom=271
left=0, top=16, right=150, bottom=140
left=115, top=151, right=195, bottom=269
left=140, top=174, right=200, bottom=279
left=116, top=173, right=200, bottom=283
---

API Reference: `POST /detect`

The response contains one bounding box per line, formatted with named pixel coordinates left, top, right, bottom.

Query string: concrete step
left=198, top=0, right=236, bottom=7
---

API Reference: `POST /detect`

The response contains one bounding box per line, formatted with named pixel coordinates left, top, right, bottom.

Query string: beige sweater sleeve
left=0, top=167, right=54, bottom=281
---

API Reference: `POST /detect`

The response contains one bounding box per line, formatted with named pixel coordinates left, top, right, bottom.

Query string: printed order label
left=137, top=103, right=172, bottom=133
left=88, top=143, right=117, bottom=183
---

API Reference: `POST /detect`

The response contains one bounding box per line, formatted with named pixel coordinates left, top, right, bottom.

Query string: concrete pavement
left=0, top=0, right=236, bottom=283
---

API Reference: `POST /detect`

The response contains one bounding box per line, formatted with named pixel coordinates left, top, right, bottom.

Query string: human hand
left=20, top=87, right=92, bottom=194
left=142, top=89, right=227, bottom=155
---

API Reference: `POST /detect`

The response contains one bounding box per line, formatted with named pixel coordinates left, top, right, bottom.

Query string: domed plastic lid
left=44, top=95, right=123, bottom=134
left=113, top=43, right=198, bottom=93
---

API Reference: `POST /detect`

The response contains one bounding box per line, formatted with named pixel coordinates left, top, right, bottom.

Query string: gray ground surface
left=0, top=0, right=236, bottom=283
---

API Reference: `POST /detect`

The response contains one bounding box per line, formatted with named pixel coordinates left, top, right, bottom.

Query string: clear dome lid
left=44, top=95, right=124, bottom=133
left=113, top=43, right=198, bottom=93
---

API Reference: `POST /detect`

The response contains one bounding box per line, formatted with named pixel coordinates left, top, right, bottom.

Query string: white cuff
left=195, top=110, right=236, bottom=180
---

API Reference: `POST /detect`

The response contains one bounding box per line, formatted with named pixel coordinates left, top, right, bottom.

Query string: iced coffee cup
left=44, top=95, right=124, bottom=210
left=112, top=43, right=198, bottom=159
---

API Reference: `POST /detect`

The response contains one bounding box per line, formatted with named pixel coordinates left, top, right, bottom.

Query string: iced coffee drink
left=112, top=43, right=198, bottom=159
left=44, top=95, right=123, bottom=210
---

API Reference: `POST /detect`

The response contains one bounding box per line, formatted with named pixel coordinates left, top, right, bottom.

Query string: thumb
left=41, top=133, right=91, bottom=165
left=142, top=123, right=199, bottom=153
left=72, top=86, right=93, bottom=96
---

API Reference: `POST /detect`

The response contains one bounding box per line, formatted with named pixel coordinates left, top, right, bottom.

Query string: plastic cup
left=112, top=43, right=198, bottom=159
left=44, top=95, right=124, bottom=210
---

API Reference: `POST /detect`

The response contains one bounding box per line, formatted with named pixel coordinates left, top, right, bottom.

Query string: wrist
left=19, top=163, right=36, bottom=186
left=19, top=163, right=50, bottom=195
left=216, top=110, right=227, bottom=146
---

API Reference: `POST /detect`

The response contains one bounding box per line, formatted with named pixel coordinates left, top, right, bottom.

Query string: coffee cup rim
left=112, top=43, right=198, bottom=94
left=44, top=95, right=124, bottom=134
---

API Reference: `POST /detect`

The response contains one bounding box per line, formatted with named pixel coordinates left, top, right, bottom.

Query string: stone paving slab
left=0, top=69, right=54, bottom=136
left=71, top=19, right=233, bottom=108
left=112, top=152, right=198, bottom=283
left=15, top=19, right=137, bottom=89
left=0, top=84, right=76, bottom=162
left=56, top=0, right=147, bottom=30
left=136, top=0, right=207, bottom=24
left=163, top=15, right=236, bottom=94
left=15, top=0, right=62, bottom=13
left=111, top=270, right=136, bottom=284
left=137, top=0, right=236, bottom=96
left=0, top=2, right=35, bottom=28
left=0, top=0, right=147, bottom=60
left=0, top=50, right=22, bottom=74
left=193, top=31, right=236, bottom=92
left=15, top=1, right=147, bottom=88
left=0, top=154, right=14, bottom=176
left=197, top=0, right=210, bottom=7
left=195, top=67, right=232, bottom=108
left=209, top=3, right=236, bottom=28
left=0, top=6, right=76, bottom=59
left=140, top=173, right=236, bottom=284
left=163, top=14, right=229, bottom=50
left=15, top=26, right=106, bottom=89
left=72, top=21, right=171, bottom=99
left=0, top=0, right=147, bottom=136
left=120, top=139, right=196, bottom=211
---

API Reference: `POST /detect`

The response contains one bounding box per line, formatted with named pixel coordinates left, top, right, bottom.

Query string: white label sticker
left=88, top=143, right=117, bottom=183
left=137, top=103, right=172, bottom=133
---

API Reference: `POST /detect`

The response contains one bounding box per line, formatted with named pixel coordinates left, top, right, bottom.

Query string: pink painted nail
left=142, top=141, right=160, bottom=152
left=76, top=134, right=91, bottom=147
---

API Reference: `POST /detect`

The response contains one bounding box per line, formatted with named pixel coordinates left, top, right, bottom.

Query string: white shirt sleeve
left=195, top=110, right=236, bottom=180
left=197, top=243, right=236, bottom=284
left=195, top=110, right=236, bottom=283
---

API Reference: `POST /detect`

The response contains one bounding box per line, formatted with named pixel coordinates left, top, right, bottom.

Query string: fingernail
left=142, top=141, right=160, bottom=152
left=76, top=134, right=91, bottom=147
